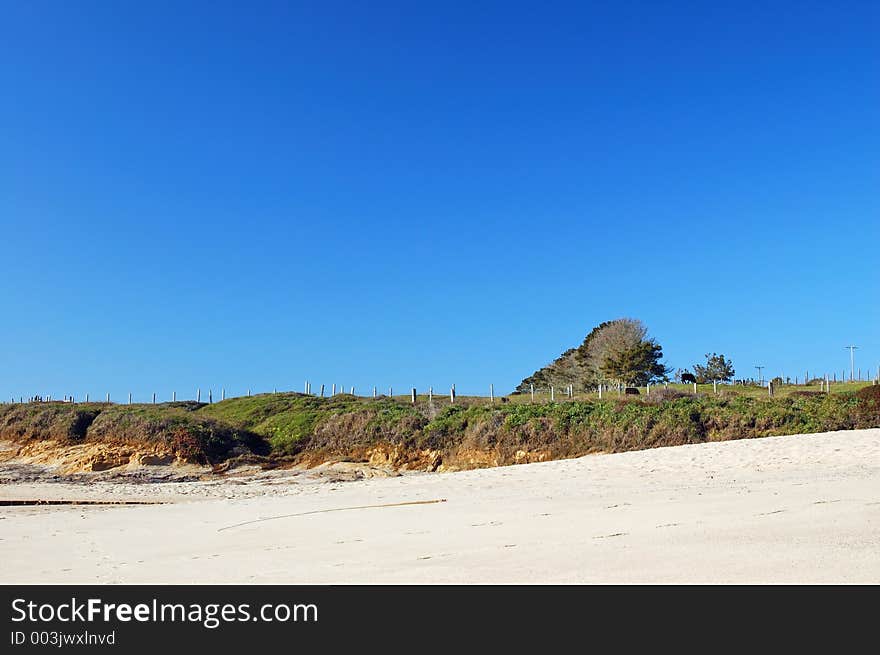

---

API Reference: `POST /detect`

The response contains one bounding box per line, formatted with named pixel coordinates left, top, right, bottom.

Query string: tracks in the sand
left=0, top=499, right=167, bottom=506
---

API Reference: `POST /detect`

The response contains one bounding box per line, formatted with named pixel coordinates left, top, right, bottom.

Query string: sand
left=1, top=428, right=879, bottom=584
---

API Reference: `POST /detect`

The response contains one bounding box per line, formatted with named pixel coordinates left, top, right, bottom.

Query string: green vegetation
left=692, top=353, right=735, bottom=383
left=198, top=392, right=421, bottom=455
left=600, top=338, right=665, bottom=386
left=516, top=318, right=668, bottom=392
left=0, top=402, right=104, bottom=441
left=198, top=393, right=330, bottom=454
left=88, top=403, right=265, bottom=461
left=0, top=400, right=264, bottom=463
left=1, top=383, right=878, bottom=470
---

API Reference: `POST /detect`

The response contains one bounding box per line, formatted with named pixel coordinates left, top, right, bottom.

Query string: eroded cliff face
left=2, top=386, right=876, bottom=482
left=0, top=439, right=198, bottom=475
left=0, top=432, right=561, bottom=487
left=301, top=441, right=557, bottom=474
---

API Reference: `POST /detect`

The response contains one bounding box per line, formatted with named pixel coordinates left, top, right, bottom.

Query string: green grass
left=0, top=402, right=105, bottom=441
left=1, top=384, right=877, bottom=468
left=197, top=392, right=422, bottom=454
left=87, top=403, right=263, bottom=461
left=202, top=394, right=331, bottom=455
left=0, top=400, right=264, bottom=463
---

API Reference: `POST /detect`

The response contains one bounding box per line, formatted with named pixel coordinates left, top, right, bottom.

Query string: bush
left=87, top=405, right=266, bottom=463
left=0, top=403, right=103, bottom=442
left=855, top=385, right=880, bottom=427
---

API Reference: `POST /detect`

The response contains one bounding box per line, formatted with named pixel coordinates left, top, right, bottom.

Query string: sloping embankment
left=0, top=402, right=265, bottom=473
left=1, top=386, right=878, bottom=475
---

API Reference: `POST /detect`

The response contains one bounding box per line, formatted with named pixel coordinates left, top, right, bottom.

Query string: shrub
left=86, top=405, right=266, bottom=463
left=855, top=385, right=880, bottom=427
left=0, top=403, right=103, bottom=442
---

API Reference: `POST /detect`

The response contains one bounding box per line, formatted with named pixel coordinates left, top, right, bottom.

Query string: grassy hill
left=1, top=384, right=878, bottom=471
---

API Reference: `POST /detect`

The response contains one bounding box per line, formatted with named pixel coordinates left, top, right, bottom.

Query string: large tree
left=515, top=318, right=668, bottom=392
left=575, top=318, right=650, bottom=378
left=600, top=339, right=666, bottom=386
left=693, top=353, right=735, bottom=383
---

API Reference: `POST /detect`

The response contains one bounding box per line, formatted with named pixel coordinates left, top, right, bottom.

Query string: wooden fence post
left=550, top=386, right=555, bottom=402
left=411, top=388, right=416, bottom=404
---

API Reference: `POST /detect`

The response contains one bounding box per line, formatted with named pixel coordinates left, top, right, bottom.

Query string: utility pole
left=845, top=345, right=858, bottom=382
left=755, top=365, right=764, bottom=385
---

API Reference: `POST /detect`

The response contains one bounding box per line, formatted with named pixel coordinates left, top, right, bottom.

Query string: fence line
left=5, top=367, right=880, bottom=406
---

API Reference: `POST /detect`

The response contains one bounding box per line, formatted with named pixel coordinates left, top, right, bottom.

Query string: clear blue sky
left=1, top=1, right=877, bottom=400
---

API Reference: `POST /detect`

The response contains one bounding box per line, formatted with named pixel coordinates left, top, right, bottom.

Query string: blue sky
left=1, top=1, right=878, bottom=400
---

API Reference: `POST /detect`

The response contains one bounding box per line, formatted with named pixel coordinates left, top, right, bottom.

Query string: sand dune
left=1, top=428, right=879, bottom=583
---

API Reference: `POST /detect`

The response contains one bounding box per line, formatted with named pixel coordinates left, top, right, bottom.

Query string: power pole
left=755, top=365, right=764, bottom=385
left=845, top=345, right=858, bottom=382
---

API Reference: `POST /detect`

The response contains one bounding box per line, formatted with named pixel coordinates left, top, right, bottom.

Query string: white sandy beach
left=1, top=428, right=879, bottom=584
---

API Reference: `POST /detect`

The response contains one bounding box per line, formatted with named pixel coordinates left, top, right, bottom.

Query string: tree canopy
left=516, top=318, right=668, bottom=392
left=600, top=339, right=666, bottom=386
left=693, top=353, right=735, bottom=383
